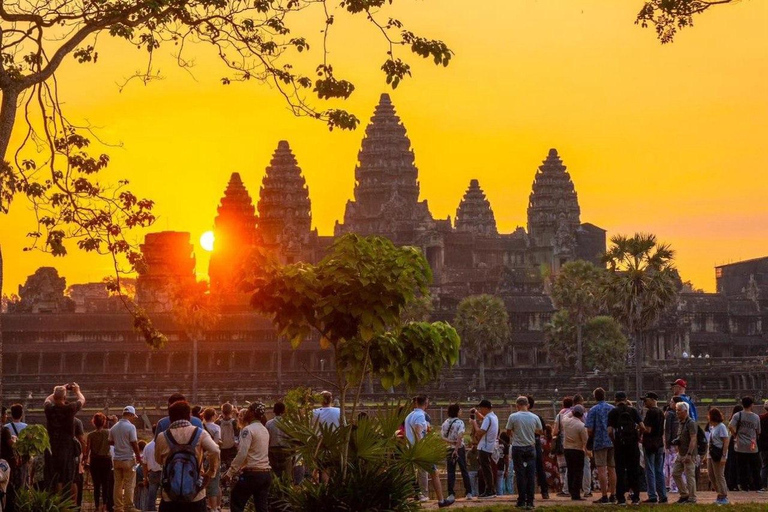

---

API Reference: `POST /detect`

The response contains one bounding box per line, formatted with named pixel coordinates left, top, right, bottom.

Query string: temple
left=2, top=94, right=766, bottom=408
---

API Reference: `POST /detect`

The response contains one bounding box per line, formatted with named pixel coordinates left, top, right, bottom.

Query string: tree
left=245, top=233, right=460, bottom=423
left=637, top=0, right=738, bottom=43
left=545, top=311, right=628, bottom=373
left=453, top=294, right=510, bottom=391
left=0, top=0, right=453, bottom=407
left=602, top=233, right=678, bottom=399
left=550, top=260, right=604, bottom=373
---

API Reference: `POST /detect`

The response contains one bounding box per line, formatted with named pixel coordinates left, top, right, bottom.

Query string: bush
left=14, top=488, right=77, bottom=512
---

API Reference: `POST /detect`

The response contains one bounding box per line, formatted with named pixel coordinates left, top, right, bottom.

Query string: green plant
left=14, top=488, right=77, bottom=512
left=14, top=424, right=51, bottom=459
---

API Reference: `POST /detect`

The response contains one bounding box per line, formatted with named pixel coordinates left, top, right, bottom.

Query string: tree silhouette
left=453, top=294, right=509, bottom=391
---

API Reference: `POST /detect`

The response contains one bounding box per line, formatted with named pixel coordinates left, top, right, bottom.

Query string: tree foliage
left=453, top=294, right=509, bottom=390
left=246, top=234, right=460, bottom=416
left=636, top=0, right=737, bottom=43
left=545, top=311, right=628, bottom=373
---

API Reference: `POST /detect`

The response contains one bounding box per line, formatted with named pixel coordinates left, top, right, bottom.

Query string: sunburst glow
left=200, top=231, right=215, bottom=252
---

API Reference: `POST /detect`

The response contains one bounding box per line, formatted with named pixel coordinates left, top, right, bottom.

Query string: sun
left=200, top=231, right=215, bottom=252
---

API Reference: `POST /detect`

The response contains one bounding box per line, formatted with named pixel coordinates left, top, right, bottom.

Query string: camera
left=65, top=384, right=73, bottom=391
left=469, top=408, right=476, bottom=421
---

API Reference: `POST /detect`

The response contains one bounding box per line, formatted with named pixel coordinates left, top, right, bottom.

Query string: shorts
left=594, top=448, right=615, bottom=468
left=206, top=470, right=221, bottom=497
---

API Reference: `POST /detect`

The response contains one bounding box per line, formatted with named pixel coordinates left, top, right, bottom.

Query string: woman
left=84, top=413, right=112, bottom=512
left=708, top=408, right=729, bottom=505
left=224, top=402, right=271, bottom=512
left=552, top=396, right=574, bottom=496
left=725, top=404, right=743, bottom=491
left=441, top=403, right=473, bottom=500
left=563, top=404, right=589, bottom=500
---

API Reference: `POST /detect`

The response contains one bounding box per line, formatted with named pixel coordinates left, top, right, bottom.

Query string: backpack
left=219, top=418, right=236, bottom=449
left=161, top=427, right=203, bottom=502
left=615, top=407, right=638, bottom=446
left=696, top=424, right=708, bottom=457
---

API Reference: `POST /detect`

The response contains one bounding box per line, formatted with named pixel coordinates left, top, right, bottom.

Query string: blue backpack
left=162, top=427, right=203, bottom=502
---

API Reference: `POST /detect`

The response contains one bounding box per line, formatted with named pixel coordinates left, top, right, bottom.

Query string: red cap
left=672, top=378, right=687, bottom=388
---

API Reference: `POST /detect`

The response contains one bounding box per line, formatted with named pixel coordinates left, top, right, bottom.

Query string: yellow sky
left=2, top=0, right=768, bottom=294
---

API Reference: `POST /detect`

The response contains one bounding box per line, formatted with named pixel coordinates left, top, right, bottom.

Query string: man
left=758, top=399, right=768, bottom=490
left=265, top=402, right=291, bottom=478
left=572, top=394, right=592, bottom=498
left=641, top=392, right=667, bottom=504
left=5, top=403, right=28, bottom=496
left=505, top=396, right=542, bottom=509
left=471, top=399, right=498, bottom=500
left=406, top=395, right=453, bottom=508
left=672, top=401, right=698, bottom=504
left=562, top=404, right=589, bottom=501
left=526, top=396, right=549, bottom=500
left=141, top=427, right=163, bottom=512
left=729, top=396, right=762, bottom=492
left=585, top=387, right=615, bottom=504
left=109, top=406, right=142, bottom=512
left=217, top=403, right=240, bottom=467
left=4, top=404, right=27, bottom=437
left=312, top=391, right=341, bottom=429
left=44, top=383, right=85, bottom=493
left=671, top=379, right=697, bottom=421
left=155, top=401, right=220, bottom=512
left=607, top=391, right=644, bottom=505
left=155, top=393, right=204, bottom=439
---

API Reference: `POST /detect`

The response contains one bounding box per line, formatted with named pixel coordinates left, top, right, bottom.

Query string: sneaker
left=659, top=497, right=669, bottom=504
left=759, top=488, right=768, bottom=493
left=478, top=493, right=497, bottom=499
left=446, top=495, right=455, bottom=503
left=465, top=493, right=473, bottom=500
left=417, top=494, right=429, bottom=502
left=438, top=500, right=454, bottom=508
left=676, top=497, right=689, bottom=504
left=642, top=498, right=658, bottom=504
left=609, top=494, right=617, bottom=503
left=669, top=488, right=679, bottom=494
left=716, top=498, right=729, bottom=505
left=541, top=491, right=550, bottom=499
left=594, top=496, right=610, bottom=504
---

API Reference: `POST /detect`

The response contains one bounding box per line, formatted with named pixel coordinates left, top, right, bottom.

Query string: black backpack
left=696, top=424, right=708, bottom=457
left=615, top=407, right=638, bottom=446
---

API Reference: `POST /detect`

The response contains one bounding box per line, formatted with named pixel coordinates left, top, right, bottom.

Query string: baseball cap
left=614, top=391, right=627, bottom=401
left=123, top=406, right=137, bottom=416
left=642, top=392, right=659, bottom=400
left=477, top=399, right=493, bottom=409
left=671, top=379, right=687, bottom=388
left=572, top=404, right=586, bottom=415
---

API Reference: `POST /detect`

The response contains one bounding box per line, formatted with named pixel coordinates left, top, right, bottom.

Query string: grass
left=447, top=506, right=764, bottom=511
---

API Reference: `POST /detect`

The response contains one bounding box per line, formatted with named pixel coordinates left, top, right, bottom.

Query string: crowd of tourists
left=0, top=378, right=767, bottom=511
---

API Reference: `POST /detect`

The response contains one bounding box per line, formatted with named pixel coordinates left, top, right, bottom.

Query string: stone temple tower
left=335, top=93, right=433, bottom=243
left=208, top=172, right=258, bottom=302
left=136, top=231, right=196, bottom=313
left=257, top=140, right=316, bottom=263
left=527, top=148, right=581, bottom=270
left=455, top=179, right=498, bottom=235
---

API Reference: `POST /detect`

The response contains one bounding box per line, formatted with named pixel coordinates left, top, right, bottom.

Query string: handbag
left=553, top=414, right=565, bottom=455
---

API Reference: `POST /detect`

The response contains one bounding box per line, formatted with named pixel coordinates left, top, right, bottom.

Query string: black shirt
left=607, top=403, right=642, bottom=446
left=642, top=406, right=664, bottom=450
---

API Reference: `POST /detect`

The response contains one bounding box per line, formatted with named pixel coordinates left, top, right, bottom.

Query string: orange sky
left=2, top=0, right=768, bottom=294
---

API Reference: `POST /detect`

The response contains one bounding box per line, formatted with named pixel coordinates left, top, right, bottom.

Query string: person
left=725, top=404, right=744, bottom=491
left=758, top=400, right=768, bottom=490
left=155, top=393, right=204, bottom=439
left=44, top=383, right=85, bottom=494
left=585, top=387, right=615, bottom=504
left=406, top=395, right=453, bottom=507
left=265, top=402, right=291, bottom=479
left=217, top=403, right=240, bottom=467
left=663, top=397, right=681, bottom=494
left=441, top=403, right=473, bottom=501
left=109, top=406, right=142, bottom=512
left=729, top=395, right=762, bottom=491
left=571, top=394, right=592, bottom=498
left=202, top=408, right=222, bottom=512
left=671, top=379, right=697, bottom=421
left=223, top=402, right=271, bottom=512
left=4, top=404, right=27, bottom=437
left=155, top=400, right=220, bottom=512
left=471, top=399, right=498, bottom=500
left=312, top=391, right=341, bottom=429
left=552, top=396, right=573, bottom=497
left=562, top=404, right=589, bottom=501
left=607, top=391, right=643, bottom=505
left=640, top=392, right=667, bottom=504
left=0, top=422, right=16, bottom=512
left=0, top=456, right=10, bottom=512
left=672, top=401, right=697, bottom=504
left=85, top=413, right=112, bottom=512
left=73, top=416, right=87, bottom=508
left=497, top=432, right=513, bottom=496
left=526, top=396, right=550, bottom=500
left=133, top=440, right=147, bottom=512
left=141, top=428, right=162, bottom=512
left=505, top=396, right=542, bottom=509
left=707, top=408, right=730, bottom=505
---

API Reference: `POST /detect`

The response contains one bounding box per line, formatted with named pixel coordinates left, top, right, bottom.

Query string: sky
left=2, top=0, right=767, bottom=294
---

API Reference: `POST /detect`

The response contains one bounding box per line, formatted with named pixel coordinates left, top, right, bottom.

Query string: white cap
left=123, top=406, right=137, bottom=416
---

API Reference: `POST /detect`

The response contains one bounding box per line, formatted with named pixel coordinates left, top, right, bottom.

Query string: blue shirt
left=680, top=394, right=697, bottom=421
left=155, top=416, right=203, bottom=440
left=585, top=401, right=615, bottom=451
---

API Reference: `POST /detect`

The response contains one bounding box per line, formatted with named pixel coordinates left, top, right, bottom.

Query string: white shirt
left=404, top=408, right=429, bottom=445
left=109, top=418, right=138, bottom=461
left=312, top=406, right=341, bottom=428
left=142, top=440, right=162, bottom=472
left=478, top=411, right=499, bottom=453
left=204, top=422, right=222, bottom=445
left=4, top=421, right=27, bottom=436
left=226, top=421, right=271, bottom=476
left=441, top=417, right=466, bottom=447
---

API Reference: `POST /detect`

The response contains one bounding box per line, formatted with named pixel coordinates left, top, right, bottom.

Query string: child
left=133, top=440, right=147, bottom=511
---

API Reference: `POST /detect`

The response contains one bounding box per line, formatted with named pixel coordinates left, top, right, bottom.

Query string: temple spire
left=455, top=179, right=498, bottom=235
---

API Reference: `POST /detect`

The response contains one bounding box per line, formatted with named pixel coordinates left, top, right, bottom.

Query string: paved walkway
left=423, top=491, right=768, bottom=509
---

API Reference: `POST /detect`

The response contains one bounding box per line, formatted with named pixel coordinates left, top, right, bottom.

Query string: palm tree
left=454, top=294, right=510, bottom=391
left=603, top=233, right=678, bottom=400
left=551, top=260, right=604, bottom=372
